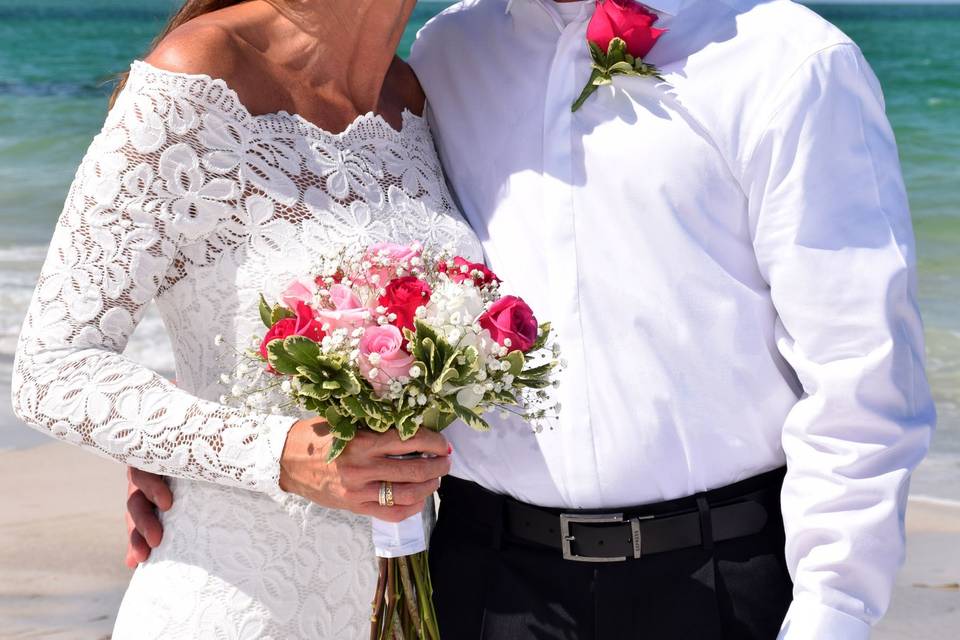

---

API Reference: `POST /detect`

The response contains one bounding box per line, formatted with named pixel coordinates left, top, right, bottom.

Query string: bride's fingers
left=353, top=479, right=440, bottom=507
left=355, top=456, right=451, bottom=485
left=369, top=428, right=451, bottom=458
left=127, top=490, right=164, bottom=548
left=129, top=467, right=173, bottom=512
left=127, top=529, right=151, bottom=568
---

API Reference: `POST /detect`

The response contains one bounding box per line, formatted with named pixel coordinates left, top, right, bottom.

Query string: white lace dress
left=11, top=61, right=483, bottom=638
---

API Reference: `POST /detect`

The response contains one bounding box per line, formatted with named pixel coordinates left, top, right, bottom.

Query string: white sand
left=0, top=441, right=957, bottom=638
left=0, top=443, right=128, bottom=639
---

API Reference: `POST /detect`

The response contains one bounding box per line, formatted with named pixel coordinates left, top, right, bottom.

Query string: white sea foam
left=0, top=245, right=49, bottom=263
left=0, top=243, right=175, bottom=377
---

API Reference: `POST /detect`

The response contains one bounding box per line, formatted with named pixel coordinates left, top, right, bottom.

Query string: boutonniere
left=571, top=0, right=667, bottom=112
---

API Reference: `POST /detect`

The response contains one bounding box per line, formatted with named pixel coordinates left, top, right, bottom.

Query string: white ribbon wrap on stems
left=371, top=495, right=437, bottom=558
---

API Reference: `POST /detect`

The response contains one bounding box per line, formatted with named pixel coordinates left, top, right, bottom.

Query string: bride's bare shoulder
left=145, top=19, right=246, bottom=80
left=143, top=6, right=284, bottom=113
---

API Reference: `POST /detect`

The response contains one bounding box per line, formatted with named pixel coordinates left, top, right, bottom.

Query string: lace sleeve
left=10, top=66, right=295, bottom=493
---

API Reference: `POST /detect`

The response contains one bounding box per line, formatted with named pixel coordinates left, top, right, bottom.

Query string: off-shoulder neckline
left=129, top=59, right=426, bottom=141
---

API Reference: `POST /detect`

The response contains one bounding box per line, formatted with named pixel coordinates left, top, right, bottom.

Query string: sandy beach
left=0, top=442, right=956, bottom=638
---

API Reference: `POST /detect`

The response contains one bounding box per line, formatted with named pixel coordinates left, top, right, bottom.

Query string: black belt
left=438, top=467, right=785, bottom=563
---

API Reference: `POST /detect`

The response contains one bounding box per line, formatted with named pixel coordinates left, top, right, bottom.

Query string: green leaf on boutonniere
left=589, top=41, right=607, bottom=64
left=607, top=37, right=628, bottom=65
left=608, top=61, right=635, bottom=75
left=572, top=38, right=665, bottom=112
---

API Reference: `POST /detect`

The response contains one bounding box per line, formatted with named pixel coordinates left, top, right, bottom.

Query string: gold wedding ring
left=378, top=481, right=395, bottom=507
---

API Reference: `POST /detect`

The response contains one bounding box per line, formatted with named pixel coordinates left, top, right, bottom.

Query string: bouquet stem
left=370, top=552, right=440, bottom=640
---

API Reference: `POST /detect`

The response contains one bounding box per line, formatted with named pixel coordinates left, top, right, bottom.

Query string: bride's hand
left=279, top=419, right=452, bottom=523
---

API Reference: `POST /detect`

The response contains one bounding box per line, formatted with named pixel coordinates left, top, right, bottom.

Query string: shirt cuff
left=778, top=595, right=872, bottom=640
left=251, top=414, right=298, bottom=495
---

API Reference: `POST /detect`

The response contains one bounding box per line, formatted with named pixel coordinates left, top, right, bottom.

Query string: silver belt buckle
left=560, top=512, right=645, bottom=562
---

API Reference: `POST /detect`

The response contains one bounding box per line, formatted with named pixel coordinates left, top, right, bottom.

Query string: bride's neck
left=261, top=0, right=416, bottom=113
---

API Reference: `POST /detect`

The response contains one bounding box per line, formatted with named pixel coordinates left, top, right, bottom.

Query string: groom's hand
left=280, top=419, right=451, bottom=523
left=125, top=467, right=173, bottom=568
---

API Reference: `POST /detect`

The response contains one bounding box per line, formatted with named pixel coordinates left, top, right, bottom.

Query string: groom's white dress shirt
left=410, top=0, right=935, bottom=637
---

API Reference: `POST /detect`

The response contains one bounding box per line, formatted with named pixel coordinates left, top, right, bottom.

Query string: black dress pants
left=429, top=470, right=792, bottom=640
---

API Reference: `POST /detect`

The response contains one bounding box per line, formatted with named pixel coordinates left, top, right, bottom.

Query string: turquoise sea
left=1, top=2, right=958, bottom=495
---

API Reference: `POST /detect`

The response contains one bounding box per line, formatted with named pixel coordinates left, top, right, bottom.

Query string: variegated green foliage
left=263, top=319, right=559, bottom=462
left=571, top=37, right=664, bottom=112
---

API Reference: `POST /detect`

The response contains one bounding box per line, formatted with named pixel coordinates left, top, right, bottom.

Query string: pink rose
left=358, top=325, right=416, bottom=394
left=280, top=277, right=318, bottom=310
left=315, top=284, right=372, bottom=332
left=478, top=296, right=539, bottom=353
left=441, top=257, right=501, bottom=287
left=379, top=276, right=432, bottom=332
left=364, top=242, right=422, bottom=286
left=587, top=0, right=666, bottom=59
left=259, top=301, right=326, bottom=368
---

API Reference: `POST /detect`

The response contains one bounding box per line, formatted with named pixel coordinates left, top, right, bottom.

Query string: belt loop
left=696, top=494, right=714, bottom=552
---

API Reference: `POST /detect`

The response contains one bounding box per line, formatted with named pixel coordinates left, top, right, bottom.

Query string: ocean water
left=1, top=2, right=957, bottom=493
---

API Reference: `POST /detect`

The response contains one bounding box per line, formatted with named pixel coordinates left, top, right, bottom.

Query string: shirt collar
left=505, top=0, right=686, bottom=17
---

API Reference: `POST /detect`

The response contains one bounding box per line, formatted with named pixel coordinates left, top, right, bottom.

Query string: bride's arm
left=10, top=70, right=296, bottom=493
left=12, top=63, right=452, bottom=514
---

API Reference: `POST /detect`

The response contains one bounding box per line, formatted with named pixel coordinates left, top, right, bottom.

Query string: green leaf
left=333, top=369, right=362, bottom=396
left=520, top=361, right=555, bottom=378
left=606, top=37, right=627, bottom=64
left=452, top=403, right=491, bottom=433
left=505, top=350, right=525, bottom=376
left=298, top=382, right=331, bottom=402
left=516, top=377, right=553, bottom=390
left=397, top=416, right=420, bottom=441
left=325, top=436, right=350, bottom=463
left=589, top=41, right=607, bottom=65
left=324, top=407, right=357, bottom=441
left=259, top=295, right=273, bottom=328
left=356, top=394, right=385, bottom=421
left=295, top=366, right=322, bottom=384
left=396, top=409, right=420, bottom=440
left=609, top=61, right=635, bottom=75
left=283, top=336, right=321, bottom=367
left=341, top=396, right=368, bottom=420
left=271, top=304, right=296, bottom=326
left=532, top=322, right=552, bottom=351
left=421, top=405, right=457, bottom=432
left=267, top=340, right=299, bottom=375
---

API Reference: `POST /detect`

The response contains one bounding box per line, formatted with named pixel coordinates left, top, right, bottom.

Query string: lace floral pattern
left=12, top=61, right=483, bottom=637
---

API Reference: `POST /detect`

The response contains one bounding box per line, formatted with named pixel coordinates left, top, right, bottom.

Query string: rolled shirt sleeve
left=742, top=43, right=936, bottom=637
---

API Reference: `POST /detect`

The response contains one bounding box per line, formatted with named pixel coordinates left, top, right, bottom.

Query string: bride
left=11, top=0, right=479, bottom=636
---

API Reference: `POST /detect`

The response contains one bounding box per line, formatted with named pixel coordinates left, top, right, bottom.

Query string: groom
left=127, top=1, right=934, bottom=638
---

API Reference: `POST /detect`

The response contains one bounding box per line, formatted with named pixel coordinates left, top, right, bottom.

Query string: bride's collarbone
left=147, top=23, right=421, bottom=136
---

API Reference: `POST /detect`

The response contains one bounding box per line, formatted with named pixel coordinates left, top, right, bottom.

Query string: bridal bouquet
left=226, top=243, right=560, bottom=640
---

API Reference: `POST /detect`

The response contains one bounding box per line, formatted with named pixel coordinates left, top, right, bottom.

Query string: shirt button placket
left=540, top=18, right=601, bottom=508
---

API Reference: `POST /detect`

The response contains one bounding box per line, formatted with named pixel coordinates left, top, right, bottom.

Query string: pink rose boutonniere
left=572, top=0, right=667, bottom=112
